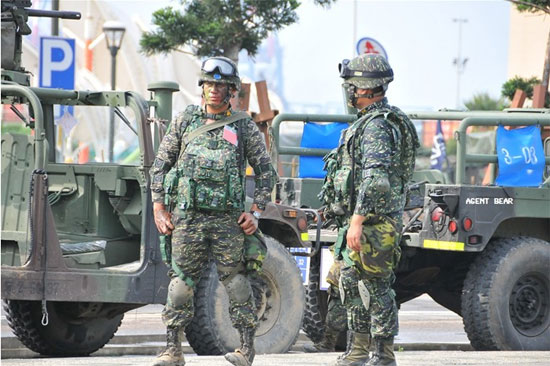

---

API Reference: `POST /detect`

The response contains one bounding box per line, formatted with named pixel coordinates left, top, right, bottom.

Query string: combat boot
left=303, top=326, right=340, bottom=352
left=364, top=336, right=396, bottom=366
left=152, top=328, right=185, bottom=366
left=336, top=330, right=354, bottom=360
left=330, top=331, right=371, bottom=366
left=225, top=327, right=256, bottom=366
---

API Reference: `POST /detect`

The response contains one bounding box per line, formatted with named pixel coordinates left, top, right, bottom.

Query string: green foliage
left=1, top=123, right=31, bottom=135
left=140, top=0, right=335, bottom=61
left=511, top=0, right=550, bottom=14
left=501, top=76, right=541, bottom=99
left=446, top=137, right=457, bottom=155
left=464, top=92, right=509, bottom=111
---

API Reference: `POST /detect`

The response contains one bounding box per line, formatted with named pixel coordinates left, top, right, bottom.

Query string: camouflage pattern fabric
left=347, top=54, right=393, bottom=89
left=340, top=265, right=398, bottom=337
left=326, top=282, right=348, bottom=333
left=245, top=231, right=267, bottom=275
left=319, top=98, right=419, bottom=218
left=325, top=258, right=342, bottom=287
left=150, top=106, right=274, bottom=210
left=162, top=210, right=257, bottom=330
left=321, top=98, right=417, bottom=340
left=151, top=106, right=275, bottom=332
left=346, top=214, right=402, bottom=278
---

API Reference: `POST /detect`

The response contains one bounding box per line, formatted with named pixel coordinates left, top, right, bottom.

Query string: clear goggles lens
left=201, top=58, right=236, bottom=76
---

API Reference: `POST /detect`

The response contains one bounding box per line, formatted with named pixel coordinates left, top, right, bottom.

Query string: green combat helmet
left=198, top=56, right=241, bottom=91
left=339, top=54, right=393, bottom=105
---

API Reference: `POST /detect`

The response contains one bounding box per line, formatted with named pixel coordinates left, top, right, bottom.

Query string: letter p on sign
left=39, top=37, right=75, bottom=89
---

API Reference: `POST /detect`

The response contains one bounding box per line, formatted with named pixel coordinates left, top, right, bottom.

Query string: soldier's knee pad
left=168, top=277, right=194, bottom=307
left=222, top=273, right=252, bottom=303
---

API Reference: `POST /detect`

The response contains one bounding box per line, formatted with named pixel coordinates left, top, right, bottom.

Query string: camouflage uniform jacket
left=322, top=98, right=419, bottom=220
left=150, top=105, right=275, bottom=211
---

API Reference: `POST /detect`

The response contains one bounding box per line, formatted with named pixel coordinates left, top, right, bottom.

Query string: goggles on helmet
left=338, top=59, right=394, bottom=79
left=201, top=58, right=237, bottom=77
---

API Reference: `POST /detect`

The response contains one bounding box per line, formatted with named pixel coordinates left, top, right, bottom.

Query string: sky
left=274, top=0, right=511, bottom=113
left=35, top=0, right=512, bottom=114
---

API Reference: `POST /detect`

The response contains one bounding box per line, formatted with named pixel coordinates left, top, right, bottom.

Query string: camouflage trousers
left=326, top=284, right=348, bottom=333
left=325, top=260, right=347, bottom=333
left=162, top=209, right=264, bottom=331
left=339, top=214, right=402, bottom=338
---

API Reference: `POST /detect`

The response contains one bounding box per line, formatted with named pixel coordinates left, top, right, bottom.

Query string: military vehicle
left=273, top=110, right=550, bottom=351
left=1, top=1, right=313, bottom=356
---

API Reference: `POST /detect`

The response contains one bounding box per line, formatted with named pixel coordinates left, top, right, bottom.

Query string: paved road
left=5, top=294, right=547, bottom=366
left=2, top=295, right=470, bottom=358
left=3, top=351, right=550, bottom=366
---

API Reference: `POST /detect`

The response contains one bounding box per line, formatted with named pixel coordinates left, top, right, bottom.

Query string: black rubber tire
left=185, top=236, right=305, bottom=355
left=301, top=250, right=347, bottom=350
left=461, top=237, right=550, bottom=350
left=3, top=300, right=123, bottom=356
left=301, top=250, right=325, bottom=343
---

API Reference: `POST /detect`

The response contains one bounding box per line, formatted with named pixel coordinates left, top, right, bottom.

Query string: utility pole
left=453, top=18, right=468, bottom=109
left=352, top=0, right=357, bottom=56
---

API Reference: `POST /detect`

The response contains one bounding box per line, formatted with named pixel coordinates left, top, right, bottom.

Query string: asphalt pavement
left=2, top=351, right=550, bottom=366
left=3, top=295, right=549, bottom=365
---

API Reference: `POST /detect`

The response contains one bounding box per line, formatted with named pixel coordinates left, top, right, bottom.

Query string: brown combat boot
left=330, top=331, right=371, bottom=366
left=224, top=327, right=256, bottom=366
left=152, top=328, right=185, bottom=366
left=364, top=336, right=396, bottom=366
left=303, top=326, right=340, bottom=352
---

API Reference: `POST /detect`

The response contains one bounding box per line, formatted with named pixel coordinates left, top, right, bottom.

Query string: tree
left=140, top=0, right=334, bottom=63
left=501, top=75, right=550, bottom=106
left=501, top=76, right=541, bottom=99
left=464, top=92, right=509, bottom=111
left=507, top=0, right=550, bottom=90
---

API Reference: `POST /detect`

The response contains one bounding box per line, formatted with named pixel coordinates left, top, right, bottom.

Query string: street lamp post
left=453, top=18, right=468, bottom=109
left=103, top=21, right=126, bottom=162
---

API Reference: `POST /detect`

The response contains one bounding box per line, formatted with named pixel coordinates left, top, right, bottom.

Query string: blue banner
left=495, top=125, right=544, bottom=187
left=299, top=122, right=348, bottom=178
left=430, top=120, right=447, bottom=171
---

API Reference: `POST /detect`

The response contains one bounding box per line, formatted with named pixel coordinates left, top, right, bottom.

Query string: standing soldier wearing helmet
left=150, top=56, right=275, bottom=366
left=319, top=54, right=419, bottom=366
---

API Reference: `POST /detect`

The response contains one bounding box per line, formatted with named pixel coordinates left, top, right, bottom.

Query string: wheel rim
left=509, top=273, right=550, bottom=337
left=255, top=271, right=281, bottom=337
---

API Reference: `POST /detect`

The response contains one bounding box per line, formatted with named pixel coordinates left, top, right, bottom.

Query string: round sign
left=356, top=37, right=388, bottom=60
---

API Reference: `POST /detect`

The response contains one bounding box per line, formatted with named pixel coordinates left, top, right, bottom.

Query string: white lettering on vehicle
left=465, top=197, right=489, bottom=204
left=464, top=197, right=514, bottom=205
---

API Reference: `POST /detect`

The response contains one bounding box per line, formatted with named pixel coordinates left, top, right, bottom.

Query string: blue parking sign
left=39, top=37, right=75, bottom=89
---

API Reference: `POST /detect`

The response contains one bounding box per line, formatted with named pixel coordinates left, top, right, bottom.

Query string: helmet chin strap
left=349, top=84, right=387, bottom=108
left=202, top=85, right=235, bottom=109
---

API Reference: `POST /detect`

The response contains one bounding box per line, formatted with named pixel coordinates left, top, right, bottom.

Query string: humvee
left=1, top=0, right=313, bottom=356
left=273, top=110, right=550, bottom=351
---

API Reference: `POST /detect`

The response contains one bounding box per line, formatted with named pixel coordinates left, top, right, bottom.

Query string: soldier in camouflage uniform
left=150, top=56, right=275, bottom=366
left=319, top=54, right=419, bottom=366
left=303, top=259, right=348, bottom=353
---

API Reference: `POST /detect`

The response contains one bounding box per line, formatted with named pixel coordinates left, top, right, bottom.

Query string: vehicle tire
left=3, top=300, right=123, bottom=356
left=185, top=236, right=305, bottom=355
left=461, top=237, right=550, bottom=350
left=301, top=250, right=347, bottom=350
left=301, top=250, right=325, bottom=343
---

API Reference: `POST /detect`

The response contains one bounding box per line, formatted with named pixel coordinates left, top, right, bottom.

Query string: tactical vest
left=319, top=106, right=418, bottom=218
left=175, top=114, right=245, bottom=213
